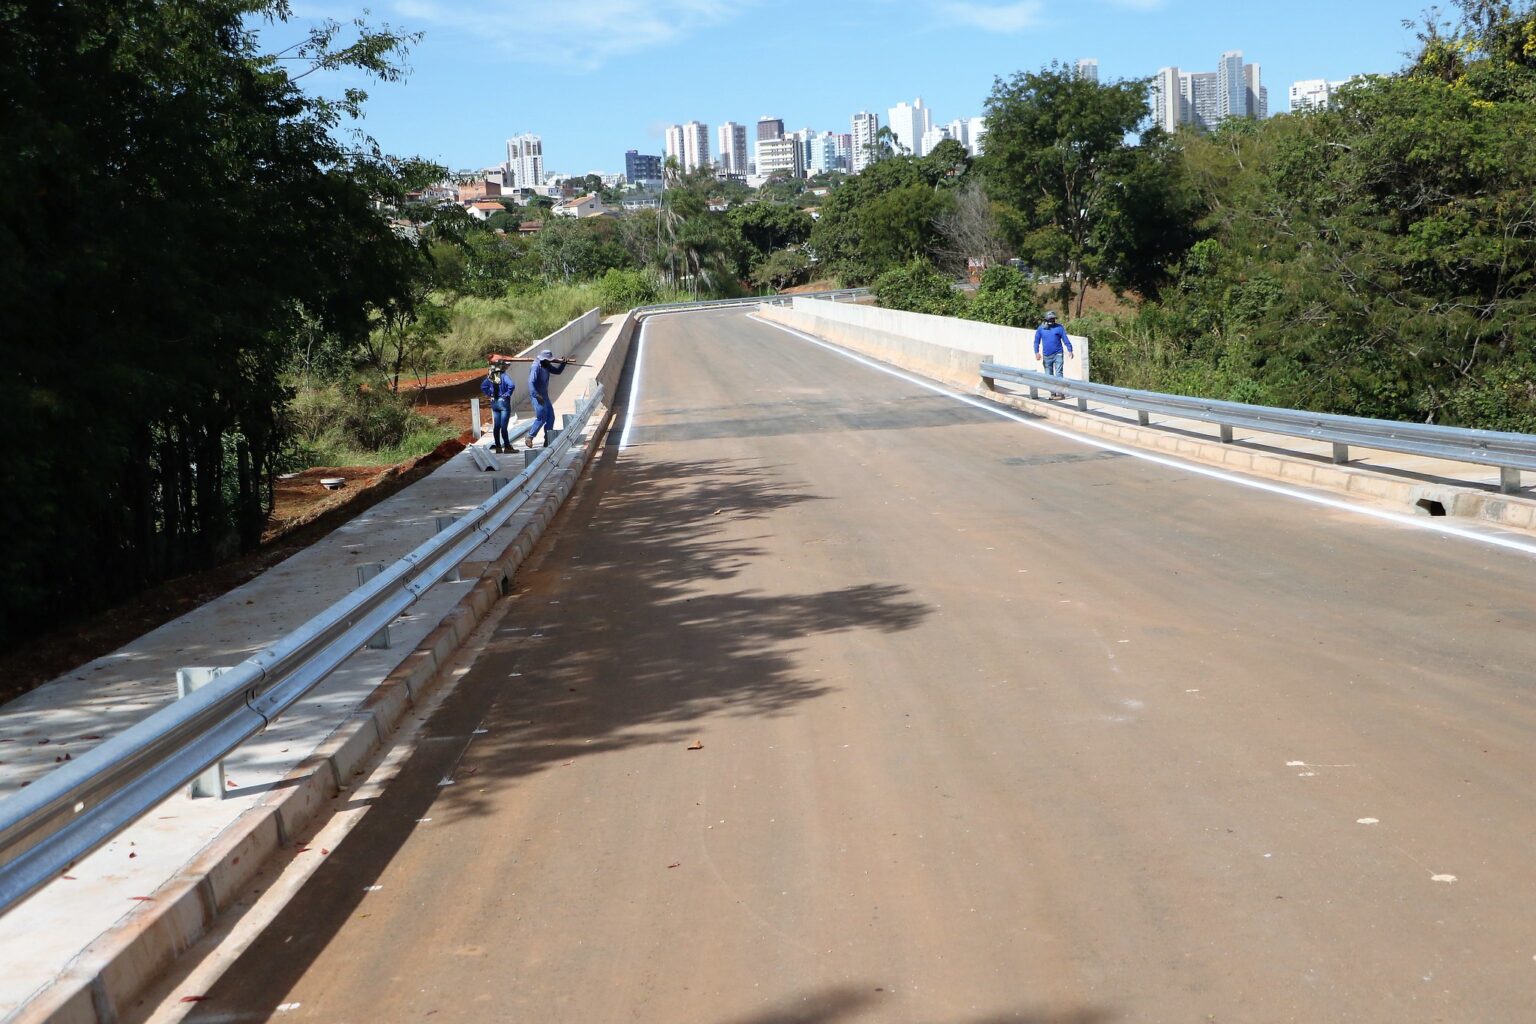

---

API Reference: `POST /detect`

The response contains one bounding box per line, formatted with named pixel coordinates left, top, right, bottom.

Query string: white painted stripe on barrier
left=619, top=318, right=649, bottom=451
left=749, top=313, right=1536, bottom=558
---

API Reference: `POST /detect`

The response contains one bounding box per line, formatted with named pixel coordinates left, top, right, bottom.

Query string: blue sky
left=286, top=0, right=1428, bottom=175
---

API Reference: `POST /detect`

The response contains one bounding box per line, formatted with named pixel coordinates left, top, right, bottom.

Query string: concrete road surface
left=176, top=309, right=1536, bottom=1023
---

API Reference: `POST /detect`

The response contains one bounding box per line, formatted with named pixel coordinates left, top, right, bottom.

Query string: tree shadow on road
left=173, top=449, right=933, bottom=1021
left=714, top=984, right=1116, bottom=1024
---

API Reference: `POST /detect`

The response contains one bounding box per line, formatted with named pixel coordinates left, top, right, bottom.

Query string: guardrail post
left=434, top=516, right=463, bottom=582
left=1220, top=424, right=1234, bottom=444
left=355, top=563, right=392, bottom=648
left=980, top=373, right=995, bottom=392
left=1137, top=410, right=1150, bottom=427
left=523, top=448, right=540, bottom=467
left=1029, top=384, right=1039, bottom=400
left=469, top=398, right=482, bottom=440
left=1501, top=467, right=1521, bottom=494
left=1332, top=443, right=1349, bottom=465
left=1076, top=397, right=1087, bottom=411
left=176, top=668, right=231, bottom=798
left=490, top=476, right=509, bottom=495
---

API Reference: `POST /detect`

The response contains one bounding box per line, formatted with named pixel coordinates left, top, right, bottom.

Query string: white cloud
left=391, top=0, right=753, bottom=70
left=936, top=0, right=1045, bottom=32
left=1103, top=0, right=1165, bottom=9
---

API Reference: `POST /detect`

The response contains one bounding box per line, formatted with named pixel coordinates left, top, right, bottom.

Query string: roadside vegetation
left=831, top=0, right=1536, bottom=432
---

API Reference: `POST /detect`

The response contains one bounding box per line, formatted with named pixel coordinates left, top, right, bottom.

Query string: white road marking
left=748, top=314, right=1536, bottom=558
left=1357, top=818, right=1380, bottom=825
left=618, top=318, right=650, bottom=451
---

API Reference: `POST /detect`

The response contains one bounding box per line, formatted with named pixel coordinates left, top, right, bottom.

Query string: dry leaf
left=686, top=741, right=703, bottom=751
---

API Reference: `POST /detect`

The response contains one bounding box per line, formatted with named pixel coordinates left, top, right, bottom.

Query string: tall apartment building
left=1076, top=58, right=1100, bottom=82
left=664, top=121, right=711, bottom=173
left=716, top=122, right=748, bottom=176
left=1245, top=63, right=1268, bottom=119
left=887, top=97, right=932, bottom=157
left=1151, top=66, right=1184, bottom=132
left=919, top=124, right=951, bottom=156
left=1216, top=51, right=1246, bottom=124
left=624, top=150, right=662, bottom=186
left=505, top=134, right=545, bottom=188
left=1181, top=71, right=1220, bottom=129
left=757, top=136, right=804, bottom=179
left=755, top=116, right=785, bottom=175
left=804, top=131, right=843, bottom=175
left=850, top=111, right=879, bottom=172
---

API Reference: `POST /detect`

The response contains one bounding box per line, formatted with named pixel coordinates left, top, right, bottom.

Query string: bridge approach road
left=174, top=308, right=1536, bottom=1023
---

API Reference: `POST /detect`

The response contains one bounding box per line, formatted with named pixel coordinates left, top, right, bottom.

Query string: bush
left=596, top=268, right=659, bottom=312
left=438, top=283, right=605, bottom=368
left=749, top=248, right=813, bottom=292
left=967, top=265, right=1043, bottom=328
left=288, top=384, right=427, bottom=454
left=873, top=259, right=963, bottom=316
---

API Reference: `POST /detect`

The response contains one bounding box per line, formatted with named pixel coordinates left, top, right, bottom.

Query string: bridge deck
left=163, top=308, right=1536, bottom=1023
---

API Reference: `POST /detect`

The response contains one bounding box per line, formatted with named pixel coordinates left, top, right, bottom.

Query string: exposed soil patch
left=0, top=435, right=466, bottom=706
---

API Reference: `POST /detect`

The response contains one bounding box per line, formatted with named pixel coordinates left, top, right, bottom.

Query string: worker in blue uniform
left=527, top=349, right=569, bottom=448
left=1032, top=311, right=1074, bottom=400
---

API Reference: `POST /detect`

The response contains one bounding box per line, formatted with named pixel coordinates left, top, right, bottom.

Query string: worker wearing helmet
left=527, top=350, right=569, bottom=448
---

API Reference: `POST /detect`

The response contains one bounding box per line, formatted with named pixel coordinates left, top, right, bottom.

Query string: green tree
left=968, top=266, right=1044, bottom=328
left=728, top=203, right=814, bottom=265
left=750, top=248, right=814, bottom=292
left=981, top=64, right=1170, bottom=316
left=0, top=0, right=432, bottom=644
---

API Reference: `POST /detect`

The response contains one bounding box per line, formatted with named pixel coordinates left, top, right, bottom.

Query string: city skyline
left=324, top=2, right=1424, bottom=178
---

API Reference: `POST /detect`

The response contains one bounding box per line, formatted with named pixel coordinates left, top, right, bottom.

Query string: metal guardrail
left=980, top=362, right=1535, bottom=494
left=0, top=383, right=605, bottom=916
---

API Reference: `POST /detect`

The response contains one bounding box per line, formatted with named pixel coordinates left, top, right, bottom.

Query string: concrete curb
left=8, top=426, right=611, bottom=1024
left=756, top=304, right=1536, bottom=536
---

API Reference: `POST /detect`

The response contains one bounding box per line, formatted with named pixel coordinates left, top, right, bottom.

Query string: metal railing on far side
left=0, top=383, right=605, bottom=917
left=980, top=362, right=1536, bottom=494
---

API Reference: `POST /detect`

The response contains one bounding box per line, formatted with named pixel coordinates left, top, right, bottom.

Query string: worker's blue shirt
left=528, top=358, right=565, bottom=401
left=1033, top=323, right=1072, bottom=358
left=481, top=373, right=515, bottom=402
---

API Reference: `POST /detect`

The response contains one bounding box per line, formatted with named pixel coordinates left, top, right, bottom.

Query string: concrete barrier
left=757, top=303, right=994, bottom=392
left=784, top=296, right=1089, bottom=381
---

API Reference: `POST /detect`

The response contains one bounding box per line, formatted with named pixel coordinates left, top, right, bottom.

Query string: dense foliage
left=1085, top=0, right=1536, bottom=428
left=0, top=0, right=432, bottom=646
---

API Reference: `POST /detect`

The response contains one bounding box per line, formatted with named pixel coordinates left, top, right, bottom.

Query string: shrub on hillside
left=967, top=265, right=1043, bottom=328
left=873, top=259, right=962, bottom=317
left=596, top=268, right=659, bottom=312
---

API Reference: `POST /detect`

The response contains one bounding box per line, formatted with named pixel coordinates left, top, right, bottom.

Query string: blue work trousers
left=1042, top=352, right=1065, bottom=378
left=532, top=393, right=555, bottom=438
left=490, top=399, right=511, bottom=448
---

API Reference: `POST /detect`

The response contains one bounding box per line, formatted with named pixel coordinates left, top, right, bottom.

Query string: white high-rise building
left=805, top=131, right=842, bottom=175
left=887, top=97, right=932, bottom=157
left=1290, top=78, right=1350, bottom=111
left=967, top=116, right=988, bottom=156
left=505, top=134, right=545, bottom=188
left=665, top=122, right=711, bottom=173
left=919, top=124, right=951, bottom=156
left=850, top=111, right=879, bottom=171
left=756, top=136, right=804, bottom=178
left=1151, top=66, right=1184, bottom=132
left=1076, top=58, right=1100, bottom=82
left=717, top=121, right=748, bottom=175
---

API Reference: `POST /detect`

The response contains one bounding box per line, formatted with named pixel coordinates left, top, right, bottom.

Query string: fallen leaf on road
left=561, top=760, right=574, bottom=766
left=130, top=896, right=153, bottom=901
left=667, top=863, right=680, bottom=869
left=62, top=875, right=77, bottom=881
left=686, top=741, right=703, bottom=750
left=712, top=508, right=724, bottom=515
left=179, top=995, right=208, bottom=1003
left=320, top=848, right=330, bottom=855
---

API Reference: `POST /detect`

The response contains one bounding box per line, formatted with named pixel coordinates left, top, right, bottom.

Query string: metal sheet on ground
left=165, top=308, right=1536, bottom=1024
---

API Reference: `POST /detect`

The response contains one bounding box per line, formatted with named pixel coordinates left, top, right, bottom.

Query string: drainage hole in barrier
left=1415, top=498, right=1447, bottom=517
